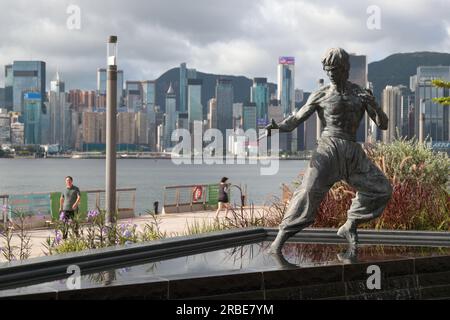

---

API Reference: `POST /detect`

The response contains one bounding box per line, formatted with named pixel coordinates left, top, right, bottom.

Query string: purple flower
left=122, top=230, right=132, bottom=238
left=54, top=230, right=62, bottom=245
left=87, top=210, right=100, bottom=220
left=59, top=211, right=66, bottom=221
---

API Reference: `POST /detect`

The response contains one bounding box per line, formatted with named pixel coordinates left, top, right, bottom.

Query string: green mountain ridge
left=154, top=52, right=450, bottom=113
left=368, top=51, right=450, bottom=101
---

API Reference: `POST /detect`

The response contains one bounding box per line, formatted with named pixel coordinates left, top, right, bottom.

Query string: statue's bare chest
left=321, top=92, right=364, bottom=117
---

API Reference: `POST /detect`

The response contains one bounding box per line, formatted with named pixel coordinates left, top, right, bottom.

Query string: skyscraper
left=242, top=102, right=257, bottom=131
left=295, top=88, right=306, bottom=151
left=179, top=63, right=187, bottom=113
left=348, top=54, right=367, bottom=87
left=216, top=78, right=233, bottom=136
left=4, top=65, right=13, bottom=111
left=179, top=63, right=197, bottom=113
left=382, top=85, right=403, bottom=143
left=349, top=54, right=368, bottom=143
left=187, top=79, right=203, bottom=126
left=11, top=122, right=24, bottom=145
left=251, top=78, right=270, bottom=126
left=277, top=57, right=296, bottom=152
left=23, top=92, right=41, bottom=145
left=164, top=83, right=177, bottom=148
left=135, top=111, right=148, bottom=145
left=117, top=70, right=124, bottom=106
left=277, top=57, right=295, bottom=116
left=97, top=68, right=107, bottom=95
left=231, top=103, right=243, bottom=130
left=47, top=72, right=71, bottom=148
left=98, top=68, right=123, bottom=105
left=81, top=111, right=106, bottom=145
left=0, top=109, right=10, bottom=144
left=11, top=61, right=46, bottom=114
left=125, top=81, right=142, bottom=112
left=412, top=66, right=450, bottom=142
left=142, top=80, right=156, bottom=111
left=177, top=113, right=189, bottom=131
left=208, top=98, right=217, bottom=129
left=117, top=112, right=136, bottom=144
left=50, top=72, right=65, bottom=93
left=47, top=91, right=72, bottom=148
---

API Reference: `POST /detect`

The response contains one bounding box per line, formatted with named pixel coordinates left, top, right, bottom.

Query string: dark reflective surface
left=1, top=241, right=450, bottom=297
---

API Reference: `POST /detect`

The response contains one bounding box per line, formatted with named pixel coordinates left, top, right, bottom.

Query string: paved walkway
left=3, top=208, right=267, bottom=260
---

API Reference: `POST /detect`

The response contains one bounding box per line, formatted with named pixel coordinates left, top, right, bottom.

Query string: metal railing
left=0, top=188, right=136, bottom=228
left=163, top=184, right=211, bottom=214
left=85, top=188, right=136, bottom=217
left=162, top=183, right=249, bottom=214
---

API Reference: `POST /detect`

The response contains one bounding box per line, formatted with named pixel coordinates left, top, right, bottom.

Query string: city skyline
left=0, top=0, right=448, bottom=91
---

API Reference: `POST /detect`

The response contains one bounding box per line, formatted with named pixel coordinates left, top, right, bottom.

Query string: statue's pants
left=279, top=136, right=392, bottom=237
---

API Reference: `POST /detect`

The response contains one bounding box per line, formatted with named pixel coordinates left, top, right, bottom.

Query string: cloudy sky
left=0, top=0, right=448, bottom=91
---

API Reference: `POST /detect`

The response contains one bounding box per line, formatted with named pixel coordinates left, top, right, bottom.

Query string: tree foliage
left=432, top=79, right=450, bottom=106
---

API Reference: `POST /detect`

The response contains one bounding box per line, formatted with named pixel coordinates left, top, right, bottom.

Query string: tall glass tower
left=349, top=54, right=368, bottom=143
left=23, top=92, right=42, bottom=145
left=179, top=63, right=187, bottom=113
left=412, top=66, right=450, bottom=142
left=216, top=78, right=234, bottom=136
left=179, top=63, right=197, bottom=113
left=98, top=68, right=123, bottom=105
left=164, top=83, right=177, bottom=148
left=251, top=77, right=270, bottom=127
left=12, top=61, right=46, bottom=114
left=277, top=57, right=295, bottom=116
left=4, top=65, right=13, bottom=111
left=243, top=102, right=257, bottom=131
left=277, top=57, right=296, bottom=152
left=142, top=80, right=156, bottom=110
left=188, top=79, right=203, bottom=125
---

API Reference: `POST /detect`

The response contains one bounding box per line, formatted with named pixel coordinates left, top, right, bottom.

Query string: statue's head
left=321, top=48, right=350, bottom=85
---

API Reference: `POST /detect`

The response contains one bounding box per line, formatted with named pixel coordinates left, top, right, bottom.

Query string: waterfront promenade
left=4, top=209, right=265, bottom=260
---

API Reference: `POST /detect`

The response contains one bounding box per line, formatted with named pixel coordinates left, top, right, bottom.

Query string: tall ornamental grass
left=312, top=138, right=449, bottom=231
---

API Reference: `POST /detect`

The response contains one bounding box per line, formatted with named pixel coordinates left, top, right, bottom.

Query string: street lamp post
left=105, top=36, right=118, bottom=227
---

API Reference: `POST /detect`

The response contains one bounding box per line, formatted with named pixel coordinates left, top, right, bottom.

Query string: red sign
left=193, top=186, right=203, bottom=203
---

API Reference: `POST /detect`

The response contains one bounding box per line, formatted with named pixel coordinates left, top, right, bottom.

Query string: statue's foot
left=266, top=231, right=290, bottom=255
left=265, top=244, right=282, bottom=255
left=337, top=220, right=358, bottom=247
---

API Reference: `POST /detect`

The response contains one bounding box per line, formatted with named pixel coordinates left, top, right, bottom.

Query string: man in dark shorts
left=59, top=176, right=81, bottom=239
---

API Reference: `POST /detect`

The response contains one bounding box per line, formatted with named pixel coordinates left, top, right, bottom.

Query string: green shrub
left=310, top=138, right=450, bottom=231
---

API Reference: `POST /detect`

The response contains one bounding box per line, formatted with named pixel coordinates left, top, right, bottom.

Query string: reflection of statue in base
left=336, top=246, right=358, bottom=264
left=266, top=48, right=392, bottom=254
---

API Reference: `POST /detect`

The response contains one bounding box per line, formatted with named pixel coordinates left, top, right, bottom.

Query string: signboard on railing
left=8, top=193, right=51, bottom=218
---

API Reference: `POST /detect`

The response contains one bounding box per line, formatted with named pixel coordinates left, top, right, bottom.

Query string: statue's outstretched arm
left=277, top=103, right=316, bottom=132
left=275, top=90, right=323, bottom=133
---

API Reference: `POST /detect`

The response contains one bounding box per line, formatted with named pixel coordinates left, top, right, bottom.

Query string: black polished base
left=1, top=228, right=450, bottom=300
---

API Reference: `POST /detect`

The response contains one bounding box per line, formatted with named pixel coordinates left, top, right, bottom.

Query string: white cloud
left=0, top=0, right=448, bottom=91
